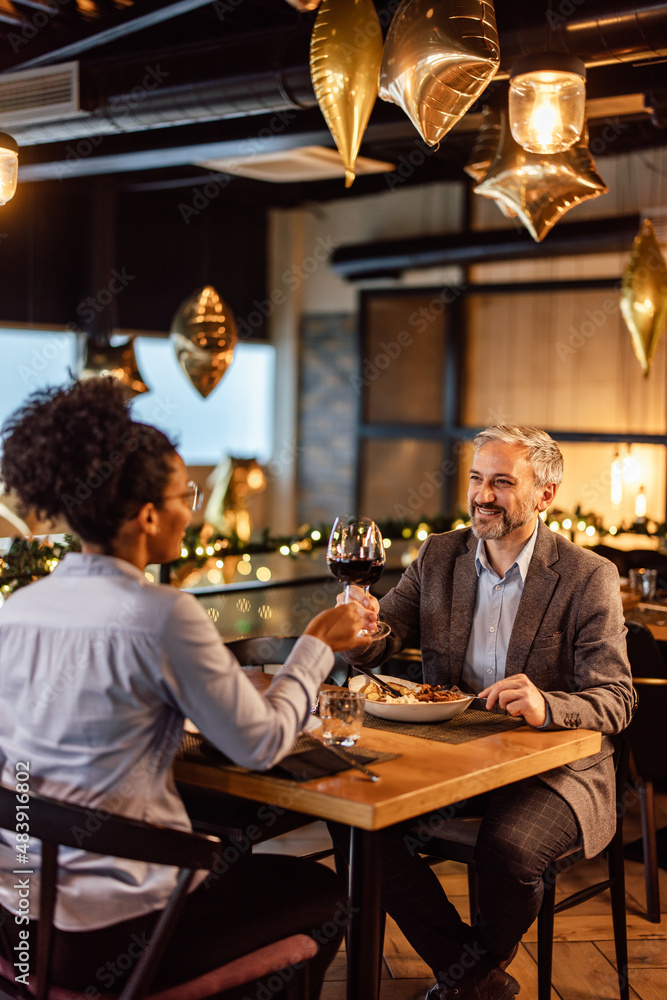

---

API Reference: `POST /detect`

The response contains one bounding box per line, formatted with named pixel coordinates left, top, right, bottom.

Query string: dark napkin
left=179, top=730, right=396, bottom=782
left=270, top=745, right=382, bottom=782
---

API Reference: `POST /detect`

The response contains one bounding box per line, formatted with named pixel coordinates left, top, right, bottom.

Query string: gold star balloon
left=379, top=0, right=500, bottom=147
left=170, top=286, right=238, bottom=398
left=309, top=0, right=383, bottom=188
left=464, top=104, right=502, bottom=183
left=474, top=113, right=608, bottom=241
left=464, top=104, right=515, bottom=218
left=80, top=338, right=149, bottom=398
left=620, top=219, right=667, bottom=377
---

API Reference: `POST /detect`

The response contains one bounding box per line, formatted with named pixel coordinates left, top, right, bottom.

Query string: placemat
left=627, top=607, right=667, bottom=627
left=178, top=730, right=399, bottom=781
left=361, top=708, right=525, bottom=744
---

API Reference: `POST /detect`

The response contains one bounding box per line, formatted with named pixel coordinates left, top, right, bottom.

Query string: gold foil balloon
left=474, top=114, right=608, bottom=242
left=379, top=0, right=500, bottom=147
left=80, top=339, right=149, bottom=398
left=620, top=219, right=667, bottom=377
left=464, top=104, right=515, bottom=218
left=286, top=0, right=321, bottom=8
left=170, top=286, right=238, bottom=398
left=464, top=104, right=502, bottom=182
left=309, top=0, right=383, bottom=187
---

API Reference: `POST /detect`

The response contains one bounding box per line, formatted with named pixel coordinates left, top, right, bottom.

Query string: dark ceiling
left=0, top=0, right=666, bottom=208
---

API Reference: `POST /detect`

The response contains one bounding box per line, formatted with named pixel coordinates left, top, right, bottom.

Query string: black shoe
left=428, top=965, right=520, bottom=1000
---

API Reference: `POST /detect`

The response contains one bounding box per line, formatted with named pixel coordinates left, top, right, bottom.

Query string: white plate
left=348, top=674, right=474, bottom=723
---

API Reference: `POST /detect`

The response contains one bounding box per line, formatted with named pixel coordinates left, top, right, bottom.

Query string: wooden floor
left=255, top=788, right=667, bottom=1000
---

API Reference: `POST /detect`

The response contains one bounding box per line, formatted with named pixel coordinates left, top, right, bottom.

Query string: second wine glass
left=327, top=516, right=391, bottom=640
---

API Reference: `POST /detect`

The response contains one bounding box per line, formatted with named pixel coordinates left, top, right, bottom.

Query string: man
left=339, top=425, right=634, bottom=1000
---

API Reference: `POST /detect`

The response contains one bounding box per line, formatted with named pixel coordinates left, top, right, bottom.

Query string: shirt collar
left=475, top=518, right=540, bottom=581
left=53, top=551, right=148, bottom=584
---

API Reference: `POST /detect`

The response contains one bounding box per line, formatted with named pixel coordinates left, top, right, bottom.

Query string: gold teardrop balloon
left=80, top=338, right=149, bottom=398
left=170, top=286, right=238, bottom=398
left=474, top=114, right=608, bottom=242
left=309, top=0, right=383, bottom=187
left=620, top=219, right=667, bottom=377
left=379, top=0, right=500, bottom=147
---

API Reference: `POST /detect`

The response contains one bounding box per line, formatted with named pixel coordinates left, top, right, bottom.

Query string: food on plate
left=363, top=681, right=469, bottom=705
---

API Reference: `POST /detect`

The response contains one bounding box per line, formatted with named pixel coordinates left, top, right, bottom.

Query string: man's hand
left=304, top=604, right=373, bottom=652
left=479, top=674, right=547, bottom=728
left=335, top=585, right=379, bottom=634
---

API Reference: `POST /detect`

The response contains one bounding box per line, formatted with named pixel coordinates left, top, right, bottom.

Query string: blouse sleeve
left=157, top=591, right=334, bottom=769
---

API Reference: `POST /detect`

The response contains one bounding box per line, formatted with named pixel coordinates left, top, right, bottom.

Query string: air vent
left=0, top=61, right=81, bottom=127
left=198, top=146, right=395, bottom=183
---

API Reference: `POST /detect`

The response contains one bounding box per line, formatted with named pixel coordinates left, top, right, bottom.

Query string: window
left=131, top=339, right=276, bottom=465
left=0, top=328, right=78, bottom=428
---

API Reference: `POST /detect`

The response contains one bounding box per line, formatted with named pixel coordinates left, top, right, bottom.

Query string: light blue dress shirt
left=461, top=520, right=540, bottom=694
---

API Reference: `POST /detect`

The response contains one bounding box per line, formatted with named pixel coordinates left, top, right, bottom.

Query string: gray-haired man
left=337, top=425, right=634, bottom=1000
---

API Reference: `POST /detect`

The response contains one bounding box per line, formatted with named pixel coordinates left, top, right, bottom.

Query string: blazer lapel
left=505, top=521, right=559, bottom=676
left=449, top=535, right=479, bottom=681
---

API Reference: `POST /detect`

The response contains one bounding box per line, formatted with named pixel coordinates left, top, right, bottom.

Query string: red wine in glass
left=327, top=517, right=391, bottom=640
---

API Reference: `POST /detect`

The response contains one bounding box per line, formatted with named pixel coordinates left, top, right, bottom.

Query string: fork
left=351, top=665, right=407, bottom=698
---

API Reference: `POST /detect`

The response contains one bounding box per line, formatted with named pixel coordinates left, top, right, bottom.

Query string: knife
left=325, top=743, right=381, bottom=781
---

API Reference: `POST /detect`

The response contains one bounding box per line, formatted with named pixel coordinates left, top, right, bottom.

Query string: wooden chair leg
left=608, top=830, right=630, bottom=1000
left=537, top=879, right=557, bottom=1000
left=638, top=777, right=661, bottom=923
left=467, top=866, right=479, bottom=922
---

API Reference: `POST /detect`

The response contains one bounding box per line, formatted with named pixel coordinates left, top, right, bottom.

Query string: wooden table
left=174, top=675, right=601, bottom=1000
left=622, top=592, right=667, bottom=641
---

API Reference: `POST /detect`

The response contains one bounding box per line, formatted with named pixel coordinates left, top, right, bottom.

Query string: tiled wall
left=297, top=314, right=358, bottom=525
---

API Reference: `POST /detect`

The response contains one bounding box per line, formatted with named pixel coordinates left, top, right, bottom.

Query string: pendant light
left=509, top=52, right=586, bottom=154
left=0, top=132, right=18, bottom=206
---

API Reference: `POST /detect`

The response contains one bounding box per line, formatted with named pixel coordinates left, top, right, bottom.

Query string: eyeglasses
left=163, top=481, right=204, bottom=513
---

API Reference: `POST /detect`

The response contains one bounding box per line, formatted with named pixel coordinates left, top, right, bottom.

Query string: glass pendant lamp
left=0, top=132, right=18, bottom=206
left=509, top=52, right=586, bottom=154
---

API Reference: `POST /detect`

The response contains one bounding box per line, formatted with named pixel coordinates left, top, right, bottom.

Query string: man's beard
left=468, top=494, right=538, bottom=541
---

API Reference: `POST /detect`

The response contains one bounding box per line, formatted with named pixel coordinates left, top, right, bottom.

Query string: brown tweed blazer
left=346, top=520, right=635, bottom=857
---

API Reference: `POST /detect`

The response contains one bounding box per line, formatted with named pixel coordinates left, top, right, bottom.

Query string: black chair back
left=0, top=784, right=222, bottom=1000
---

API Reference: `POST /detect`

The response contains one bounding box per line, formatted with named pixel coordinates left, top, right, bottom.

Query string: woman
left=0, top=377, right=370, bottom=996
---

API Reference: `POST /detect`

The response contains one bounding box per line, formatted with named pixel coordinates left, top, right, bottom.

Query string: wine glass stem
left=343, top=584, right=351, bottom=605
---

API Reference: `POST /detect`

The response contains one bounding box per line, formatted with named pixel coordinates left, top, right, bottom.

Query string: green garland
left=0, top=535, right=81, bottom=597
left=0, top=508, right=664, bottom=597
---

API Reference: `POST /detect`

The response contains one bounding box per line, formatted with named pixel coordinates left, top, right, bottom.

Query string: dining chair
left=624, top=619, right=667, bottom=923
left=225, top=635, right=350, bottom=686
left=0, top=783, right=320, bottom=1000
left=408, top=730, right=632, bottom=1000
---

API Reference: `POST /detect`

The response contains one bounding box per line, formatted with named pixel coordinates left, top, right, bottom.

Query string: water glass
left=319, top=689, right=366, bottom=747
left=629, top=567, right=658, bottom=600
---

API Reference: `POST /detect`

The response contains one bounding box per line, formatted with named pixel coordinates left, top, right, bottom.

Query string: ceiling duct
left=6, top=4, right=667, bottom=149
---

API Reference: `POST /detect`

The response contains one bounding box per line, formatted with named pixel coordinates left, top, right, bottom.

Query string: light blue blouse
left=0, top=553, right=332, bottom=930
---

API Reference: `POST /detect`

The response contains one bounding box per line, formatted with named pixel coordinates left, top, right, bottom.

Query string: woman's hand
left=335, top=585, right=379, bottom=634
left=479, top=673, right=547, bottom=728
left=304, top=605, right=373, bottom=652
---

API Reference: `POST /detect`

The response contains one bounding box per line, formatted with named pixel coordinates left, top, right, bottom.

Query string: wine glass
left=327, top=516, right=391, bottom=640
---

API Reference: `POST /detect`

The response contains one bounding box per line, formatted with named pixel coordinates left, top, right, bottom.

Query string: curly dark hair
left=0, top=377, right=177, bottom=546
